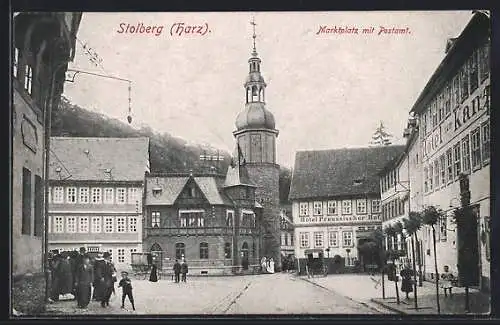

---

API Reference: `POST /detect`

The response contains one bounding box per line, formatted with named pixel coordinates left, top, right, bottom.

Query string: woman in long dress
left=268, top=258, right=275, bottom=274
left=400, top=263, right=414, bottom=299
left=149, top=264, right=158, bottom=282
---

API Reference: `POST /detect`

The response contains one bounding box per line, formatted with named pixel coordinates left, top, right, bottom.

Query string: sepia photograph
left=10, top=10, right=491, bottom=317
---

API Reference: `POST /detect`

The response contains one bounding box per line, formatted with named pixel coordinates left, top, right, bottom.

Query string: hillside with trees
left=52, top=97, right=292, bottom=203
left=52, top=96, right=231, bottom=173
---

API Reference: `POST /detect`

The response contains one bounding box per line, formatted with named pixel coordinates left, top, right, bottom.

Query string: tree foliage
left=370, top=120, right=393, bottom=146
left=403, top=211, right=422, bottom=235
left=422, top=206, right=444, bottom=226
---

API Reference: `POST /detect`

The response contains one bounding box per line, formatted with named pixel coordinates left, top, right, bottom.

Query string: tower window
left=24, top=65, right=33, bottom=95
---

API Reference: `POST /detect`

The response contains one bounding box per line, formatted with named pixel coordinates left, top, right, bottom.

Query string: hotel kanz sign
left=454, top=84, right=489, bottom=132
left=298, top=214, right=380, bottom=224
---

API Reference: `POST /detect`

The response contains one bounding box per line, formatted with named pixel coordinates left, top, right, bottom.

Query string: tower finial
left=250, top=17, right=257, bottom=54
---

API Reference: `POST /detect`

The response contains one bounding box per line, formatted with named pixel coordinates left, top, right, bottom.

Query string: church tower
left=233, top=19, right=281, bottom=270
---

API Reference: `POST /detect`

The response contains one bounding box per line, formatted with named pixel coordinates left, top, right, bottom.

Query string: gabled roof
left=49, top=137, right=150, bottom=182
left=145, top=175, right=232, bottom=206
left=288, top=145, right=405, bottom=200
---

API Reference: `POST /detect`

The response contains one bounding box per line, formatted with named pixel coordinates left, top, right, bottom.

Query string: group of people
left=172, top=258, right=189, bottom=283
left=49, top=247, right=136, bottom=310
left=260, top=257, right=275, bottom=274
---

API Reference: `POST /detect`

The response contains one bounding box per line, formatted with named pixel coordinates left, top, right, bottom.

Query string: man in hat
left=92, top=252, right=106, bottom=301
left=100, top=252, right=115, bottom=307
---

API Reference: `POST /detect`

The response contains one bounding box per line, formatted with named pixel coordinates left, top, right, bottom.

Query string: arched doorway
left=150, top=243, right=163, bottom=270
left=241, top=242, right=249, bottom=270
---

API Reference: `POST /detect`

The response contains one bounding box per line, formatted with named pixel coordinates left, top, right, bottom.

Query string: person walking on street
left=149, top=264, right=158, bottom=282
left=75, top=255, right=93, bottom=309
left=173, top=260, right=181, bottom=283
left=118, top=271, right=136, bottom=311
left=180, top=259, right=188, bottom=283
left=59, top=252, right=74, bottom=299
left=100, top=252, right=115, bottom=308
left=400, top=262, right=414, bottom=299
left=92, top=253, right=106, bottom=301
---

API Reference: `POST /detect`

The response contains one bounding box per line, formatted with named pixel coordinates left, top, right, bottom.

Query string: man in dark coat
left=49, top=254, right=62, bottom=302
left=75, top=255, right=94, bottom=309
left=173, top=260, right=181, bottom=283
left=400, top=263, right=414, bottom=299
left=59, top=252, right=74, bottom=297
left=92, top=253, right=106, bottom=301
left=100, top=252, right=115, bottom=307
left=180, top=259, right=188, bottom=283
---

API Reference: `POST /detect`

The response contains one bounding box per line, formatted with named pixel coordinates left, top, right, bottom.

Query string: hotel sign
left=298, top=214, right=380, bottom=224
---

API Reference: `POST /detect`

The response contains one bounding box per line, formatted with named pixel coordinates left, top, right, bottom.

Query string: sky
left=63, top=11, right=473, bottom=168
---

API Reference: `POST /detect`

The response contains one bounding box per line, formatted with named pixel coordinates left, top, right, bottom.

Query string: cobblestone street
left=45, top=273, right=386, bottom=315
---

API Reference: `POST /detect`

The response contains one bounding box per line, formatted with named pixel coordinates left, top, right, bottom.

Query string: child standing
left=118, top=271, right=135, bottom=311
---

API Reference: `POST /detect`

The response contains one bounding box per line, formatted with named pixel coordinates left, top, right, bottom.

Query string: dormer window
left=152, top=186, right=162, bottom=196
left=353, top=179, right=364, bottom=186
left=104, top=169, right=112, bottom=181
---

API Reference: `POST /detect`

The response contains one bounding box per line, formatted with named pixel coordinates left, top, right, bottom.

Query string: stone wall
left=12, top=273, right=46, bottom=315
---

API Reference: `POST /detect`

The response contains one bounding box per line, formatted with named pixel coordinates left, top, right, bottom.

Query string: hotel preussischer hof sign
left=298, top=214, right=380, bottom=224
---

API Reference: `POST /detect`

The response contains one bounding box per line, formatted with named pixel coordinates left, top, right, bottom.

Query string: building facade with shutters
left=288, top=146, right=404, bottom=274
left=142, top=169, right=263, bottom=275
left=11, top=12, right=82, bottom=313
left=408, top=13, right=491, bottom=292
left=47, top=137, right=150, bottom=271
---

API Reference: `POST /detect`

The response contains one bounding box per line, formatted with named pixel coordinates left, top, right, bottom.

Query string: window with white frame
left=79, top=187, right=89, bottom=204
left=356, top=199, right=367, bottom=214
left=128, top=217, right=138, bottom=232
left=226, top=210, right=234, bottom=227
left=104, top=217, right=114, bottom=233
left=116, top=217, right=126, bottom=232
left=429, top=164, right=434, bottom=190
left=440, top=155, right=446, bottom=186
left=482, top=121, right=490, bottom=164
left=116, top=188, right=126, bottom=204
left=313, top=201, right=322, bottom=215
left=299, top=232, right=309, bottom=248
left=67, top=187, right=77, bottom=203
left=314, top=232, right=324, bottom=248
left=471, top=127, right=481, bottom=169
left=130, top=248, right=137, bottom=260
left=117, top=248, right=125, bottom=263
left=327, top=201, right=337, bottom=215
left=342, top=231, right=353, bottom=247
left=299, top=203, right=309, bottom=216
left=453, top=143, right=461, bottom=177
left=328, top=231, right=338, bottom=247
left=446, top=149, right=453, bottom=182
left=13, top=47, right=19, bottom=77
left=53, top=187, right=64, bottom=203
left=54, top=216, right=64, bottom=233
left=462, top=135, right=471, bottom=173
left=78, top=217, right=89, bottom=233
left=151, top=211, right=160, bottom=228
left=91, top=216, right=102, bottom=233
left=66, top=216, right=77, bottom=233
left=104, top=188, right=114, bottom=204
left=91, top=188, right=102, bottom=204
left=434, top=160, right=440, bottom=188
left=342, top=200, right=352, bottom=215
left=128, top=188, right=140, bottom=203
left=372, top=199, right=381, bottom=213
left=424, top=167, right=429, bottom=192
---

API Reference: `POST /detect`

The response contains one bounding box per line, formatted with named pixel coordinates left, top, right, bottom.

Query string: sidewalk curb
left=370, top=299, right=406, bottom=315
